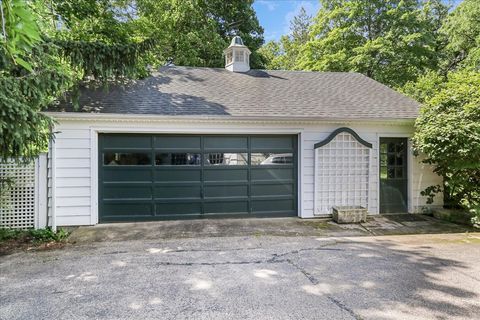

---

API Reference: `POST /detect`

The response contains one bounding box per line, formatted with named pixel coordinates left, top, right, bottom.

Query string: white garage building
left=37, top=37, right=442, bottom=227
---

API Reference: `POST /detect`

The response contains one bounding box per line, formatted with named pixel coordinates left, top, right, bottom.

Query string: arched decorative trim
left=314, top=127, right=372, bottom=149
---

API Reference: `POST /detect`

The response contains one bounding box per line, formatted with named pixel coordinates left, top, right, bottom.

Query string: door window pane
left=104, top=153, right=151, bottom=165
left=396, top=155, right=403, bottom=166
left=380, top=144, right=387, bottom=153
left=380, top=153, right=387, bottom=166
left=387, top=143, right=396, bottom=152
left=380, top=166, right=387, bottom=179
left=396, top=142, right=405, bottom=153
left=395, top=168, right=404, bottom=178
left=205, top=153, right=247, bottom=165
left=387, top=154, right=396, bottom=166
left=387, top=168, right=395, bottom=179
left=251, top=153, right=293, bottom=165
left=156, top=153, right=201, bottom=165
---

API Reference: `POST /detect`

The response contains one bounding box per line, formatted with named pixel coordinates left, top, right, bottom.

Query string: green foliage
left=402, top=71, right=444, bottom=104
left=412, top=70, right=480, bottom=221
left=440, top=0, right=480, bottom=71
left=0, top=0, right=41, bottom=71
left=0, top=227, right=22, bottom=241
left=0, top=47, right=75, bottom=162
left=28, top=227, right=69, bottom=242
left=134, top=0, right=264, bottom=68
left=0, top=227, right=69, bottom=243
left=296, top=0, right=448, bottom=88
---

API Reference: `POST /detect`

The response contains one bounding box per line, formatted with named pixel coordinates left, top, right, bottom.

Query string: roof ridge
left=161, top=65, right=362, bottom=75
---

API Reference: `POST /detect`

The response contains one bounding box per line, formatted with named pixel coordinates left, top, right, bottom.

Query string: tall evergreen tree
left=259, top=6, right=312, bottom=70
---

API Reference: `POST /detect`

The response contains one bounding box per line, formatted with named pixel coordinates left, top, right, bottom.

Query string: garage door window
left=251, top=153, right=293, bottom=165
left=155, top=153, right=201, bottom=166
left=103, top=152, right=151, bottom=165
left=205, top=153, right=248, bottom=165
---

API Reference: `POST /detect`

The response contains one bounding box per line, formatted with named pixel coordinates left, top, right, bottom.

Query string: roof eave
left=44, top=111, right=416, bottom=126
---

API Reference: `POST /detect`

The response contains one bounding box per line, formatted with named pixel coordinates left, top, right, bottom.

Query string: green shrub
left=0, top=228, right=22, bottom=241
left=0, top=227, right=69, bottom=243
left=28, top=228, right=69, bottom=242
left=411, top=70, right=480, bottom=225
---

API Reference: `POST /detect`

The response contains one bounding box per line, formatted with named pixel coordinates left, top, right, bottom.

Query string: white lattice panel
left=0, top=161, right=36, bottom=229
left=314, top=132, right=370, bottom=215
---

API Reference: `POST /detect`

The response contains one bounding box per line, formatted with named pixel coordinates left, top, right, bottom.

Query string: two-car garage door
left=99, top=134, right=297, bottom=222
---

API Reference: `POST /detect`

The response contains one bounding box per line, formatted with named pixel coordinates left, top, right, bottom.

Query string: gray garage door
left=99, top=134, right=297, bottom=222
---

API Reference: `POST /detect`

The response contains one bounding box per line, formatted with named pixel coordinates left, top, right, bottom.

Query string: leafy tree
left=259, top=6, right=312, bottom=70
left=297, top=0, right=448, bottom=88
left=134, top=0, right=264, bottom=68
left=0, top=0, right=41, bottom=71
left=440, top=0, right=480, bottom=71
left=409, top=70, right=480, bottom=223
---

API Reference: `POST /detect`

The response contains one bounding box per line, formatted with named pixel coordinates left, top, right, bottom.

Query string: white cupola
left=224, top=36, right=251, bottom=72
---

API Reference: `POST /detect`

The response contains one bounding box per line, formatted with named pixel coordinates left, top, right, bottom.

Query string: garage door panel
left=251, top=199, right=295, bottom=213
left=103, top=185, right=152, bottom=199
left=251, top=167, right=294, bottom=181
left=154, top=136, right=201, bottom=150
left=251, top=136, right=293, bottom=151
left=155, top=202, right=202, bottom=216
left=102, top=135, right=152, bottom=149
left=103, top=168, right=153, bottom=182
left=204, top=169, right=248, bottom=182
left=204, top=201, right=248, bottom=214
left=204, top=136, right=248, bottom=150
left=102, top=202, right=153, bottom=217
left=154, top=169, right=201, bottom=182
left=204, top=185, right=248, bottom=198
left=154, top=185, right=201, bottom=199
left=251, top=183, right=293, bottom=196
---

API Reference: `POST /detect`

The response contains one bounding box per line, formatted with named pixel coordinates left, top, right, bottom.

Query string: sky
left=253, top=0, right=462, bottom=43
left=253, top=1, right=320, bottom=42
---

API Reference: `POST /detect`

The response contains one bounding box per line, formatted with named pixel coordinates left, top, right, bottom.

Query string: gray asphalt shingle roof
left=55, top=66, right=420, bottom=120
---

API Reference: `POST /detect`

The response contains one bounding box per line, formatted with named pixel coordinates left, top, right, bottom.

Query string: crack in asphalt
left=327, top=296, right=364, bottom=320
left=284, top=258, right=319, bottom=285
left=156, top=259, right=285, bottom=267
left=276, top=246, right=363, bottom=320
left=101, top=240, right=341, bottom=257
left=148, top=241, right=362, bottom=320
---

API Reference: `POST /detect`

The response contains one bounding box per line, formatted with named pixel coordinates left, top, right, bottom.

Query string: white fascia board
left=44, top=112, right=415, bottom=126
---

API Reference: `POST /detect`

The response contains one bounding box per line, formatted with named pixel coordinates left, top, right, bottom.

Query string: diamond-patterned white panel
left=0, top=161, right=36, bottom=229
left=314, top=132, right=370, bottom=215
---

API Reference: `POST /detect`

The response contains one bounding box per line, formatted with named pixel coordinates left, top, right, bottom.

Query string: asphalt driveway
left=1, top=232, right=480, bottom=320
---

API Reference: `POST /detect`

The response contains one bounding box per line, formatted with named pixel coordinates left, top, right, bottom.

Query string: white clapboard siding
left=411, top=153, right=443, bottom=212
left=49, top=126, right=92, bottom=225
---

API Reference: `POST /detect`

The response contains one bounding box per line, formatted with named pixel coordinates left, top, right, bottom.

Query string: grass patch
left=0, top=227, right=70, bottom=255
